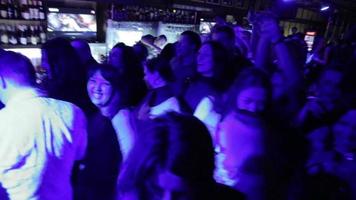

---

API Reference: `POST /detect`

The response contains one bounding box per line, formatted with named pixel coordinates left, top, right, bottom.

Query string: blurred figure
left=118, top=112, right=244, bottom=200
left=215, top=110, right=268, bottom=200
left=137, top=57, right=181, bottom=120
left=170, top=31, right=201, bottom=96
left=212, top=25, right=251, bottom=80
left=108, top=43, right=147, bottom=107
left=133, top=42, right=149, bottom=64
left=41, top=37, right=95, bottom=114
left=233, top=25, right=252, bottom=59
left=303, top=109, right=356, bottom=199
left=184, top=41, right=232, bottom=135
left=0, top=51, right=87, bottom=200
left=159, top=42, right=176, bottom=61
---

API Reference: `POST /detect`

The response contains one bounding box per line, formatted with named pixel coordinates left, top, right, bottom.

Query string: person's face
left=236, top=87, right=267, bottom=113
left=197, top=44, right=214, bottom=77
left=87, top=71, right=113, bottom=107
left=155, top=170, right=194, bottom=200
left=333, top=110, right=356, bottom=153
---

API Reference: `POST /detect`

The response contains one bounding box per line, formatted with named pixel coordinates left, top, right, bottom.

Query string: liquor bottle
left=7, top=0, right=15, bottom=19
left=32, top=0, right=38, bottom=19
left=0, top=0, right=8, bottom=19
left=0, top=25, right=9, bottom=45
left=19, top=25, right=27, bottom=45
left=34, top=25, right=39, bottom=43
left=30, top=25, right=37, bottom=45
left=25, top=25, right=30, bottom=44
left=39, top=25, right=45, bottom=43
left=13, top=0, right=19, bottom=19
left=28, top=0, right=33, bottom=19
left=8, top=25, right=18, bottom=45
left=20, top=0, right=30, bottom=20
left=38, top=0, right=44, bottom=20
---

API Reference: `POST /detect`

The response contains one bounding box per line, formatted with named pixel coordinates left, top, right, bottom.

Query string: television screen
left=199, top=21, right=216, bottom=34
left=47, top=13, right=97, bottom=32
left=47, top=8, right=97, bottom=41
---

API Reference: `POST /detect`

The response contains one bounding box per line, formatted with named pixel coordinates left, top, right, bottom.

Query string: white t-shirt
left=0, top=89, right=87, bottom=200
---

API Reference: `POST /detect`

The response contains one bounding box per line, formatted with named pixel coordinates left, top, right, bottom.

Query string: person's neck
left=100, top=104, right=120, bottom=119
left=2, top=85, right=35, bottom=106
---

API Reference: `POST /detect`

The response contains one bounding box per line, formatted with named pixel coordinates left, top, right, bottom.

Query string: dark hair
left=71, top=39, right=91, bottom=54
left=88, top=63, right=129, bottom=107
left=110, top=43, right=147, bottom=106
left=212, top=25, right=235, bottom=40
left=133, top=42, right=148, bottom=62
left=159, top=43, right=176, bottom=61
left=157, top=34, right=167, bottom=41
left=41, top=38, right=86, bottom=101
left=141, top=34, right=156, bottom=44
left=227, top=68, right=271, bottom=112
left=118, top=112, right=215, bottom=198
left=145, top=57, right=174, bottom=82
left=0, top=51, right=36, bottom=86
left=200, top=41, right=232, bottom=91
left=181, top=30, right=202, bottom=51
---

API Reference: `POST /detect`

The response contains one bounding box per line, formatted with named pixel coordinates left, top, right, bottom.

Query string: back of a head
left=145, top=57, right=174, bottom=82
left=71, top=39, right=93, bottom=62
left=152, top=112, right=215, bottom=181
left=181, top=30, right=202, bottom=51
left=212, top=25, right=235, bottom=40
left=0, top=51, right=36, bottom=87
left=119, top=112, right=215, bottom=196
left=133, top=42, right=148, bottom=62
left=42, top=37, right=84, bottom=84
left=159, top=43, right=175, bottom=61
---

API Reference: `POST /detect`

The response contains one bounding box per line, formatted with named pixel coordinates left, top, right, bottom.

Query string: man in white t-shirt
left=0, top=51, right=87, bottom=200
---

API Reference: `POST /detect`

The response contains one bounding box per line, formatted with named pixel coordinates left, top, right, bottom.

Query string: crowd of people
left=1, top=13, right=356, bottom=200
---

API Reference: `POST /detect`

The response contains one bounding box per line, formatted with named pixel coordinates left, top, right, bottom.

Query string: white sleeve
left=112, top=109, right=136, bottom=162
left=194, top=96, right=221, bottom=140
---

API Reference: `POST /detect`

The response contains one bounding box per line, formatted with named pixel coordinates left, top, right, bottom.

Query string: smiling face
left=236, top=87, right=267, bottom=113
left=87, top=70, right=114, bottom=108
left=197, top=44, right=214, bottom=77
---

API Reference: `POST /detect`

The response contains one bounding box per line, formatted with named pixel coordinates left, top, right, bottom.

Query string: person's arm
left=74, top=109, right=87, bottom=161
left=257, top=18, right=303, bottom=90
left=112, top=109, right=136, bottom=161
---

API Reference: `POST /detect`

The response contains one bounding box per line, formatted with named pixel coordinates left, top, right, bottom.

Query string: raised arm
left=257, top=18, right=303, bottom=90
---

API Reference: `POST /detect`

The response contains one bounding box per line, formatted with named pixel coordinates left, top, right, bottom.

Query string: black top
left=76, top=111, right=122, bottom=186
